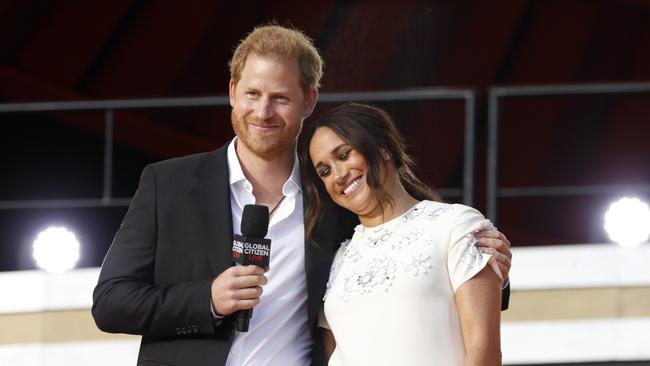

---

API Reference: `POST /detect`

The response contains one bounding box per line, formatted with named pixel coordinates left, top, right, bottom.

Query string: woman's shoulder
left=417, top=200, right=484, bottom=215
left=413, top=201, right=492, bottom=229
left=410, top=200, right=477, bottom=218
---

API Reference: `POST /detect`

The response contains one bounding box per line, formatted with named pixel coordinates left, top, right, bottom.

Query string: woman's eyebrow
left=313, top=143, right=348, bottom=169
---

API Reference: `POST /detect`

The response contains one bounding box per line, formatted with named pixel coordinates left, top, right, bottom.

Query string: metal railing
left=486, top=81, right=650, bottom=222
left=0, top=88, right=477, bottom=210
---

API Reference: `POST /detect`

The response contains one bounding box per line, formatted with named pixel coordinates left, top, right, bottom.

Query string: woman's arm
left=455, top=266, right=502, bottom=366
left=322, top=328, right=336, bottom=362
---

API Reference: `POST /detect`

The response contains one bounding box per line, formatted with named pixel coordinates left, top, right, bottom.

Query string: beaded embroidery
left=324, top=201, right=495, bottom=302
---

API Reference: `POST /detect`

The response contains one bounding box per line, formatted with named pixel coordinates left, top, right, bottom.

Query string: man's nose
left=254, top=98, right=274, bottom=120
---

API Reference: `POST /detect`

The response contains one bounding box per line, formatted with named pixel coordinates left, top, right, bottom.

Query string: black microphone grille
left=241, top=204, right=270, bottom=238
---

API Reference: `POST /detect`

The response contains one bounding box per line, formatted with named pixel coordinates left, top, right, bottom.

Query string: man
left=92, top=24, right=512, bottom=366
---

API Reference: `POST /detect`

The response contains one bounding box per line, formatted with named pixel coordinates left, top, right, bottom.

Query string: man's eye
left=246, top=91, right=258, bottom=97
left=318, top=167, right=331, bottom=177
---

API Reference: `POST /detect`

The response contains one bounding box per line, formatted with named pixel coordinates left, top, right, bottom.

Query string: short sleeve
left=447, top=205, right=502, bottom=292
left=317, top=303, right=330, bottom=329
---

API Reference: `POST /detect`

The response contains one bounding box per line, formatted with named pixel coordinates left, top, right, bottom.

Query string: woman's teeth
left=343, top=177, right=362, bottom=195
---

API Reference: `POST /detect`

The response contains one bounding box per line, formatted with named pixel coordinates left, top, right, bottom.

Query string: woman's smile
left=342, top=176, right=363, bottom=196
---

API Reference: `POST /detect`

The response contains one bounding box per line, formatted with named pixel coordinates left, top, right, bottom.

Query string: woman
left=303, top=103, right=503, bottom=365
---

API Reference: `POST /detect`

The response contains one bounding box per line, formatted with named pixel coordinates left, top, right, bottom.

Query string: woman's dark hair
left=303, top=103, right=440, bottom=241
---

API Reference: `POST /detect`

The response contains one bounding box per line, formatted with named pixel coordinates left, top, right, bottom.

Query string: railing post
left=102, top=109, right=114, bottom=204
left=486, top=89, right=500, bottom=223
left=463, top=91, right=476, bottom=206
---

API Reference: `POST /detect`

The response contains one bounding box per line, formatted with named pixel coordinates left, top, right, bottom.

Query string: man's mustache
left=245, top=117, right=284, bottom=126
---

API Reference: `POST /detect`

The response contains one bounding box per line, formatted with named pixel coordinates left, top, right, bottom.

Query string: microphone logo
left=232, top=235, right=271, bottom=267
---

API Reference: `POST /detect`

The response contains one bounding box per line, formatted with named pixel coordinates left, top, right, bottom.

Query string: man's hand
left=211, top=265, right=268, bottom=316
left=476, top=230, right=512, bottom=281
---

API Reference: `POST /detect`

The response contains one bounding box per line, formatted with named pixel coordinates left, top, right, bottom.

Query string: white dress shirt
left=225, top=139, right=311, bottom=366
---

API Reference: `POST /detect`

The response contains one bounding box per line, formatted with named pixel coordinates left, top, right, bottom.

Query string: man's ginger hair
left=229, top=24, right=323, bottom=93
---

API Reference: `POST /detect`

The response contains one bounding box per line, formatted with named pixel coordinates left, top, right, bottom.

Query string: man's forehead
left=236, top=53, right=306, bottom=92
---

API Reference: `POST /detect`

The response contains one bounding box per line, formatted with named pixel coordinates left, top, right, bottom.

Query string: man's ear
left=303, top=88, right=319, bottom=118
left=229, top=79, right=236, bottom=107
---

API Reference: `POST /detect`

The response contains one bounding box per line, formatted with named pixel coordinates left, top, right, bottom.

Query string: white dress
left=320, top=201, right=500, bottom=366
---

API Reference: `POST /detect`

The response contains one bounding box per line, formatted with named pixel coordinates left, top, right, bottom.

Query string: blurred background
left=0, top=0, right=649, bottom=365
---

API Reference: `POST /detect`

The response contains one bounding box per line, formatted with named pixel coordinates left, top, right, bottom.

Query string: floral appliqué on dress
left=325, top=201, right=482, bottom=302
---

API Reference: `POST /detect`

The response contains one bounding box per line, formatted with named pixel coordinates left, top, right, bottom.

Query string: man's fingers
left=498, top=263, right=510, bottom=280
left=475, top=229, right=501, bottom=238
left=476, top=230, right=511, bottom=247
left=230, top=264, right=265, bottom=276
left=235, top=286, right=264, bottom=300
left=477, top=237, right=503, bottom=249
left=237, top=298, right=260, bottom=310
left=484, top=250, right=511, bottom=281
left=211, top=266, right=267, bottom=316
left=480, top=247, right=511, bottom=267
left=232, top=274, right=267, bottom=289
left=227, top=287, right=263, bottom=311
left=477, top=238, right=511, bottom=256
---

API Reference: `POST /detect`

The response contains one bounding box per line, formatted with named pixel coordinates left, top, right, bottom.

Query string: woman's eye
left=318, top=167, right=331, bottom=177
left=339, top=150, right=351, bottom=160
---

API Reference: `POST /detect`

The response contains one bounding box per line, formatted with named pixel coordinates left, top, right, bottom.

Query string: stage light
left=32, top=227, right=80, bottom=273
left=604, top=197, right=650, bottom=246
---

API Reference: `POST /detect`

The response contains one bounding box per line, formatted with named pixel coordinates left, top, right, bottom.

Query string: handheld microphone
left=232, top=204, right=271, bottom=332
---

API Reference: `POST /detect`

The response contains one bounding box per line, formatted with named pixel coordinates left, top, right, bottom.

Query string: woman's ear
left=380, top=149, right=391, bottom=161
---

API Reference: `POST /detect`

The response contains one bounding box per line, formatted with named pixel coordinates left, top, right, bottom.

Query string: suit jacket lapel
left=190, top=147, right=234, bottom=276
left=304, top=204, right=339, bottom=329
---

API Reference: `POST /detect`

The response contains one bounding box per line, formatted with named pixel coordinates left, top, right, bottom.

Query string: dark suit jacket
left=92, top=145, right=357, bottom=366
